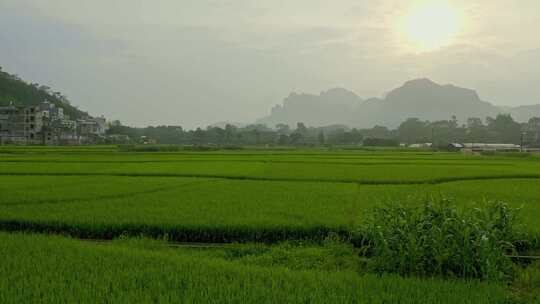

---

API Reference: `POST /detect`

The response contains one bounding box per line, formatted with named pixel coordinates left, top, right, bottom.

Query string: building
left=0, top=103, right=45, bottom=144
left=409, top=143, right=433, bottom=148
left=77, top=116, right=107, bottom=136
left=106, top=134, right=131, bottom=144
left=75, top=116, right=108, bottom=144
left=0, top=101, right=107, bottom=145
left=462, top=143, right=521, bottom=152
left=447, top=143, right=464, bottom=151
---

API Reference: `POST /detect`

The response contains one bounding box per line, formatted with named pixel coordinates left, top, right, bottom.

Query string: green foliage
left=105, top=113, right=531, bottom=146
left=363, top=137, right=400, bottom=147
left=355, top=199, right=520, bottom=281
left=223, top=237, right=360, bottom=272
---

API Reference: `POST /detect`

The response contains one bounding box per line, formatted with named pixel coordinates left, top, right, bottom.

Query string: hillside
left=0, top=66, right=87, bottom=119
left=257, top=79, right=539, bottom=128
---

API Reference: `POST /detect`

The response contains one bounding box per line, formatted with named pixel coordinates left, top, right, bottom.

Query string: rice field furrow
left=1, top=180, right=212, bottom=206
left=1, top=171, right=540, bottom=185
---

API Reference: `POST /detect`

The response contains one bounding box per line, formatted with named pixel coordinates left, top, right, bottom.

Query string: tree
left=362, top=125, right=391, bottom=139
left=525, top=117, right=540, bottom=147
left=486, top=114, right=521, bottom=143
left=363, top=138, right=399, bottom=147
left=289, top=132, right=303, bottom=145
left=397, top=118, right=430, bottom=144
left=278, top=134, right=289, bottom=145
left=466, top=117, right=487, bottom=142
left=287, top=122, right=308, bottom=145
left=296, top=122, right=307, bottom=135
left=193, top=128, right=205, bottom=144
left=252, top=129, right=261, bottom=145
left=318, top=131, right=325, bottom=145
left=275, top=123, right=290, bottom=135
left=428, top=118, right=466, bottom=147
left=0, top=67, right=82, bottom=118
left=224, top=124, right=236, bottom=144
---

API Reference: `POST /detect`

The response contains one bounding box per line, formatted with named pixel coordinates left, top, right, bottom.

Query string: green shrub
left=223, top=237, right=360, bottom=272
left=355, top=199, right=520, bottom=281
left=362, top=138, right=400, bottom=147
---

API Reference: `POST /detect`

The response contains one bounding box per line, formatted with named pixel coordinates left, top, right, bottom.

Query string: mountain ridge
left=257, top=79, right=538, bottom=128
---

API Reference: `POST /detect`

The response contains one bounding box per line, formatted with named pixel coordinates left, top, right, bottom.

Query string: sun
left=400, top=0, right=462, bottom=52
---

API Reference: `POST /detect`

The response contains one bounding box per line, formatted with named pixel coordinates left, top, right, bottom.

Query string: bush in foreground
left=355, top=199, right=520, bottom=281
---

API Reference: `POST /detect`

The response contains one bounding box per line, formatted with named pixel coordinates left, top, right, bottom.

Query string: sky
left=1, top=0, right=539, bottom=128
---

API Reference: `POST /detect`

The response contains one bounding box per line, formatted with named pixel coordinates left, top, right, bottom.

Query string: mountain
left=357, top=78, right=500, bottom=128
left=506, top=105, right=540, bottom=122
left=257, top=88, right=363, bottom=127
left=257, top=79, right=537, bottom=128
left=0, top=66, right=87, bottom=119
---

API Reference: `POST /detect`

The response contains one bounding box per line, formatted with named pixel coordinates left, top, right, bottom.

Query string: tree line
left=107, top=114, right=540, bottom=148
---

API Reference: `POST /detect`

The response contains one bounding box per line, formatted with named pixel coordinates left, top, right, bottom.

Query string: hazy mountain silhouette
left=257, top=78, right=538, bottom=128
left=506, top=104, right=540, bottom=122
left=257, top=88, right=363, bottom=127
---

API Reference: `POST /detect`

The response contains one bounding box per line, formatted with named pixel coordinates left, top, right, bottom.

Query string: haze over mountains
left=257, top=79, right=540, bottom=128
left=3, top=65, right=539, bottom=131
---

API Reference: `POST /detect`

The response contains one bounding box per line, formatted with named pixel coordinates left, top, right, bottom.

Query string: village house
left=0, top=101, right=108, bottom=145
left=0, top=103, right=45, bottom=144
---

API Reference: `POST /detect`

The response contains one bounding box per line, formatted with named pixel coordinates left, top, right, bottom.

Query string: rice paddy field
left=1, top=145, right=539, bottom=303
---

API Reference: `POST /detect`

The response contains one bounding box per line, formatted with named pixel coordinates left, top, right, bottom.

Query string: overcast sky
left=1, top=0, right=539, bottom=128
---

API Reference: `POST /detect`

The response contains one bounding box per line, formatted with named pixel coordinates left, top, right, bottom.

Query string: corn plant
left=355, top=199, right=520, bottom=281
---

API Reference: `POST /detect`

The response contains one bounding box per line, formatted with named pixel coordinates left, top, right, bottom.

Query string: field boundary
left=0, top=159, right=516, bottom=167
left=0, top=220, right=350, bottom=243
left=2, top=172, right=540, bottom=185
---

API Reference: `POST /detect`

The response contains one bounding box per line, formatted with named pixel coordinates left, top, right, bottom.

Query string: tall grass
left=355, top=199, right=521, bottom=281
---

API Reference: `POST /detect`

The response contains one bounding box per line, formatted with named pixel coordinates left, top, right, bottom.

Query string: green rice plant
left=0, top=232, right=508, bottom=304
left=1, top=174, right=540, bottom=243
left=2, top=148, right=540, bottom=184
left=223, top=237, right=360, bottom=272
left=508, top=261, right=540, bottom=303
left=354, top=199, right=520, bottom=281
left=1, top=150, right=540, bottom=244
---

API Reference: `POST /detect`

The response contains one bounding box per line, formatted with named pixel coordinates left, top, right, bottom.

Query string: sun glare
left=401, top=0, right=462, bottom=52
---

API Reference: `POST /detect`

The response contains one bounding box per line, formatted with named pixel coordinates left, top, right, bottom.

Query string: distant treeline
left=108, top=114, right=540, bottom=147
